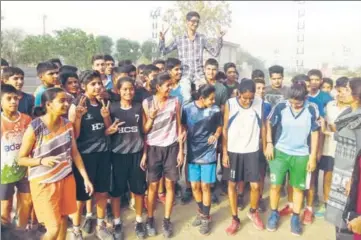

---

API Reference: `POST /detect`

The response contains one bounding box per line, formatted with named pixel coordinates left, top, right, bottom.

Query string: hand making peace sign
left=106, top=119, right=125, bottom=135
left=75, top=96, right=88, bottom=119
left=100, top=99, right=111, bottom=118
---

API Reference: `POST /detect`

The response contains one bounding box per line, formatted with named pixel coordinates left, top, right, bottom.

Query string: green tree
left=115, top=38, right=141, bottom=62
left=95, top=35, right=113, bottom=55
left=18, top=34, right=56, bottom=65
left=0, top=28, right=25, bottom=65
left=140, top=40, right=156, bottom=61
left=53, top=28, right=97, bottom=70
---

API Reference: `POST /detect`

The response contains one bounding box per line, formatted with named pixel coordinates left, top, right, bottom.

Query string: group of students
left=1, top=55, right=361, bottom=240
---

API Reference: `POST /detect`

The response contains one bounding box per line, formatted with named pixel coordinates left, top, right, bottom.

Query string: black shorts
left=0, top=177, right=30, bottom=200
left=318, top=155, right=335, bottom=172
left=259, top=151, right=268, bottom=177
left=73, top=152, right=111, bottom=201
left=147, top=143, right=179, bottom=183
left=223, top=151, right=260, bottom=183
left=109, top=152, right=147, bottom=197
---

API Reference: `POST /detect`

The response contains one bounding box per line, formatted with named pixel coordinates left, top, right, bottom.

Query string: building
left=203, top=40, right=240, bottom=70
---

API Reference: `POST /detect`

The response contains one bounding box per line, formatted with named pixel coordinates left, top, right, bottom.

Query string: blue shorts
left=188, top=163, right=216, bottom=184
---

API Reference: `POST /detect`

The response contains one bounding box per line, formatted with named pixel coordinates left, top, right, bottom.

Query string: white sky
left=2, top=1, right=361, bottom=69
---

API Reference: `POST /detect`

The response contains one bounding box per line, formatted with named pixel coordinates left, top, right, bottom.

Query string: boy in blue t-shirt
left=34, top=61, right=59, bottom=107
left=167, top=58, right=184, bottom=106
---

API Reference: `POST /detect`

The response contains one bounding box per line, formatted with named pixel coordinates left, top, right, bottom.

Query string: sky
left=2, top=1, right=361, bottom=69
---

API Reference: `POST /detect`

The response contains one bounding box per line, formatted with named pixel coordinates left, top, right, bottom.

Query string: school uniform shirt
left=182, top=102, right=222, bottom=164
left=1, top=112, right=32, bottom=184
left=109, top=102, right=144, bottom=154
left=227, top=96, right=263, bottom=154
left=308, top=90, right=333, bottom=117
left=268, top=100, right=320, bottom=156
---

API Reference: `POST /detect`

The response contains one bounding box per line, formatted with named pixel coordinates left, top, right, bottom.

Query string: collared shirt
left=159, top=32, right=223, bottom=82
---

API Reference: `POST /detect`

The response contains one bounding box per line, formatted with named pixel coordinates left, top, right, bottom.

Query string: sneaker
left=113, top=223, right=123, bottom=240
left=181, top=188, right=193, bottom=205
left=302, top=208, right=314, bottom=225
left=162, top=219, right=173, bottom=238
left=315, top=204, right=326, bottom=218
left=211, top=192, right=219, bottom=205
left=192, top=212, right=202, bottom=227
left=135, top=222, right=146, bottom=240
left=69, top=230, right=83, bottom=240
left=279, top=205, right=293, bottom=217
left=157, top=193, right=166, bottom=205
left=247, top=211, right=265, bottom=230
left=199, top=216, right=211, bottom=235
left=175, top=182, right=182, bottom=199
left=291, top=214, right=302, bottom=236
left=82, top=217, right=93, bottom=234
left=258, top=198, right=267, bottom=213
left=237, top=195, right=245, bottom=211
left=266, top=210, right=280, bottom=232
left=145, top=218, right=157, bottom=237
left=225, top=218, right=240, bottom=235
left=96, top=222, right=114, bottom=240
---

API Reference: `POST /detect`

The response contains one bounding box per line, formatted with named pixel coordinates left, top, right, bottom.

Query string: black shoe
left=162, top=219, right=173, bottom=238
left=113, top=223, right=123, bottom=240
left=237, top=195, right=245, bottom=211
left=211, top=192, right=219, bottom=205
left=145, top=218, right=157, bottom=237
left=181, top=188, right=193, bottom=205
left=82, top=217, right=93, bottom=234
left=135, top=222, right=146, bottom=239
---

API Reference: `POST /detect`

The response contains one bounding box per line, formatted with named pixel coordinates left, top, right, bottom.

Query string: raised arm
left=203, top=35, right=223, bottom=57
left=159, top=34, right=178, bottom=56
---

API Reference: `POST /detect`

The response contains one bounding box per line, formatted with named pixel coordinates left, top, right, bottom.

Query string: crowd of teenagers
left=1, top=10, right=361, bottom=240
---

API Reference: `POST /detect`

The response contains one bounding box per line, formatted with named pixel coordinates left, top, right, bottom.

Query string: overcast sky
left=2, top=1, right=361, bottom=69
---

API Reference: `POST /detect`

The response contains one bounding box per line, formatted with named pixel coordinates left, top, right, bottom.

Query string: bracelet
left=39, top=158, right=43, bottom=166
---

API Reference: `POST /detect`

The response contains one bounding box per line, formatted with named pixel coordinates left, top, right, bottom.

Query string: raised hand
left=75, top=96, right=88, bottom=119
left=148, top=104, right=159, bottom=120
left=106, top=119, right=125, bottom=135
left=100, top=99, right=110, bottom=118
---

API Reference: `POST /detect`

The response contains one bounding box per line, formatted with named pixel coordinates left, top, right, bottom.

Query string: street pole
left=150, top=7, right=161, bottom=63
left=296, top=1, right=305, bottom=73
left=43, top=15, right=47, bottom=35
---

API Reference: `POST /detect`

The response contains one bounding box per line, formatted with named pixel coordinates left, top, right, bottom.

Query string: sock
left=288, top=202, right=294, bottom=209
left=113, top=218, right=121, bottom=225
left=307, top=206, right=313, bottom=212
left=73, top=225, right=80, bottom=232
left=196, top=201, right=204, bottom=213
left=97, top=218, right=104, bottom=226
left=249, top=208, right=256, bottom=214
left=136, top=216, right=142, bottom=223
left=203, top=205, right=210, bottom=216
left=232, top=215, right=240, bottom=222
left=86, top=213, right=93, bottom=218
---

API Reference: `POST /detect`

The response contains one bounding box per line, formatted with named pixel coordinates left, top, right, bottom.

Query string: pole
left=296, top=1, right=305, bottom=72
left=150, top=8, right=161, bottom=62
left=43, top=15, right=47, bottom=35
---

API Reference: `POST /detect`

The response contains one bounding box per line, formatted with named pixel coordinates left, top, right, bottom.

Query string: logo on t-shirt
left=85, top=113, right=93, bottom=120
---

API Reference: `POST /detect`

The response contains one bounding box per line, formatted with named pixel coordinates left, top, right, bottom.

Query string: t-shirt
left=34, top=85, right=49, bottom=107
left=109, top=102, right=144, bottom=154
left=104, top=75, right=113, bottom=90
left=18, top=92, right=34, bottom=116
left=308, top=90, right=333, bottom=117
left=263, top=101, right=272, bottom=120
left=182, top=102, right=222, bottom=164
left=322, top=100, right=348, bottom=157
left=268, top=100, right=320, bottom=156
left=1, top=112, right=32, bottom=184
left=170, top=84, right=184, bottom=106
left=107, top=89, right=120, bottom=103
left=265, top=85, right=290, bottom=108
left=224, top=82, right=240, bottom=98
left=213, top=81, right=228, bottom=107
left=227, top=96, right=263, bottom=153
left=134, top=87, right=152, bottom=104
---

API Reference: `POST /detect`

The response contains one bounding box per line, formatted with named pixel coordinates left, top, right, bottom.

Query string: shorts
left=224, top=151, right=260, bottom=183
left=0, top=177, right=30, bottom=200
left=30, top=174, right=76, bottom=228
left=73, top=152, right=111, bottom=201
left=269, top=149, right=308, bottom=190
left=147, top=143, right=180, bottom=183
left=318, top=155, right=334, bottom=172
left=259, top=151, right=268, bottom=177
left=109, top=152, right=147, bottom=197
left=188, top=163, right=217, bottom=184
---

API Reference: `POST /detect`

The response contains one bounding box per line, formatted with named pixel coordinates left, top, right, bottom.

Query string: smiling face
left=85, top=77, right=103, bottom=98
left=169, top=64, right=182, bottom=83
left=119, top=81, right=135, bottom=101
left=205, top=64, right=217, bottom=82
left=156, top=79, right=172, bottom=97
left=187, top=16, right=200, bottom=32
left=5, top=74, right=24, bottom=91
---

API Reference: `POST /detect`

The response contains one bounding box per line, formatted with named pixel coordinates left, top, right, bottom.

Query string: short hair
left=224, top=62, right=236, bottom=73
left=59, top=71, right=79, bottom=86
left=79, top=70, right=101, bottom=86
left=335, top=77, right=349, bottom=88
left=291, top=74, right=310, bottom=84
left=186, top=11, right=200, bottom=21
left=118, top=59, right=132, bottom=67
left=137, top=64, right=146, bottom=72
left=195, top=84, right=216, bottom=100
left=2, top=67, right=24, bottom=81
left=49, top=58, right=62, bottom=67
left=289, top=81, right=308, bottom=100
left=349, top=78, right=361, bottom=98
left=113, top=64, right=136, bottom=75
left=322, top=78, right=333, bottom=88
left=91, top=54, right=105, bottom=65
left=252, top=69, right=265, bottom=80
left=1, top=58, right=9, bottom=67
left=268, top=65, right=284, bottom=77
left=59, top=65, right=78, bottom=74
left=36, top=61, right=58, bottom=76
left=216, top=71, right=226, bottom=81
left=307, top=69, right=323, bottom=79
left=1, top=84, right=18, bottom=98
left=153, top=59, right=166, bottom=66
left=104, top=54, right=114, bottom=62
left=205, top=58, right=219, bottom=69
left=254, top=78, right=266, bottom=85
left=238, top=79, right=256, bottom=94
left=116, top=76, right=135, bottom=90
left=165, top=58, right=181, bottom=71
left=143, top=64, right=160, bottom=78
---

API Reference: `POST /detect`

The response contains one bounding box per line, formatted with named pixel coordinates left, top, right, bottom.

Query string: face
left=226, top=67, right=237, bottom=82
left=289, top=98, right=305, bottom=110
left=155, top=64, right=165, bottom=73
left=309, top=75, right=322, bottom=90
left=270, top=73, right=283, bottom=89
left=202, top=92, right=216, bottom=108
left=138, top=69, right=145, bottom=83
left=305, top=81, right=311, bottom=92
left=238, top=91, right=254, bottom=108
left=65, top=77, right=80, bottom=95
left=205, top=65, right=218, bottom=81
left=337, top=86, right=353, bottom=104
left=105, top=60, right=115, bottom=75
left=119, top=81, right=135, bottom=101
left=5, top=74, right=24, bottom=91
left=1, top=92, right=19, bottom=113
left=169, top=65, right=182, bottom=83
left=321, top=82, right=332, bottom=93
left=85, top=77, right=103, bottom=98
left=255, top=83, right=265, bottom=98
left=187, top=16, right=200, bottom=32
left=41, top=69, right=59, bottom=87
left=156, top=79, right=172, bottom=97
left=92, top=59, right=106, bottom=75
left=128, top=71, right=137, bottom=81
left=47, top=91, right=69, bottom=116
left=146, top=71, right=159, bottom=83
